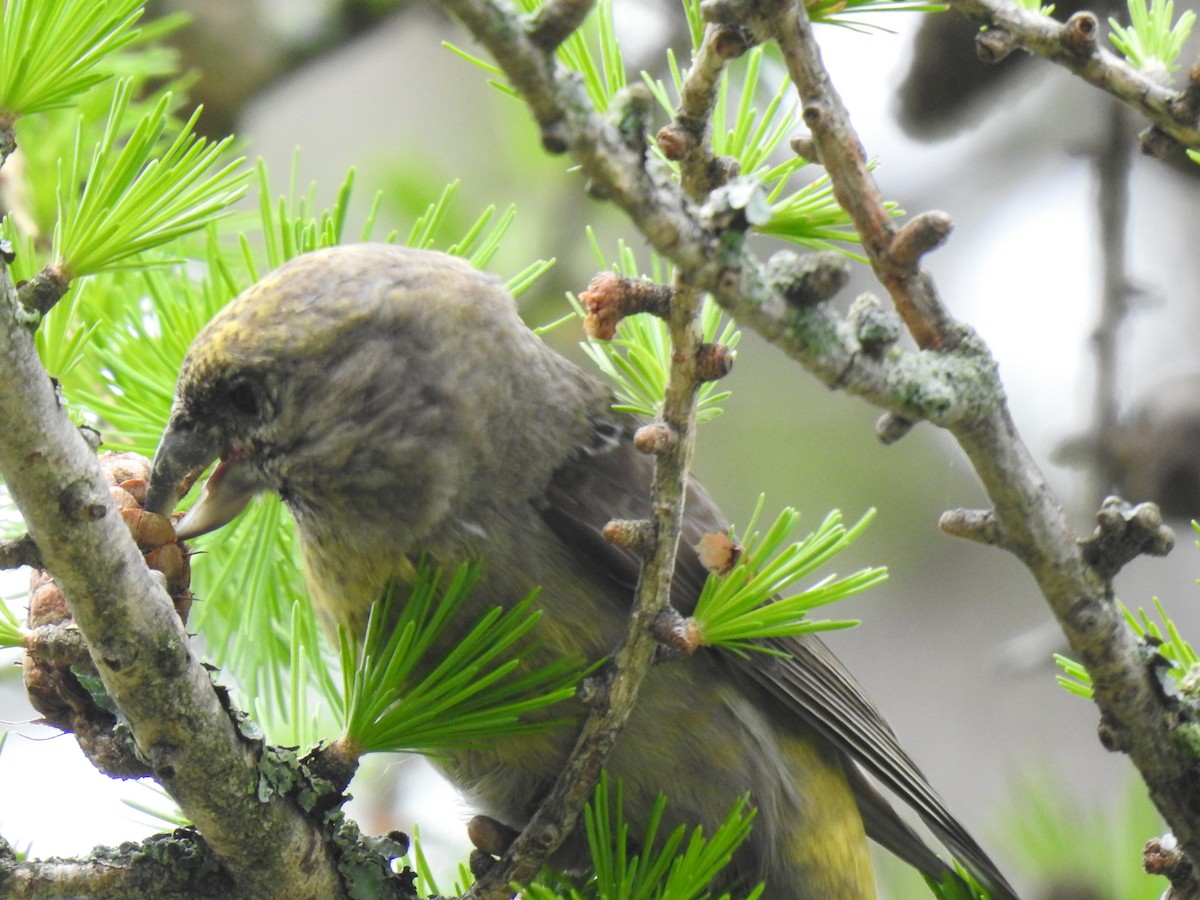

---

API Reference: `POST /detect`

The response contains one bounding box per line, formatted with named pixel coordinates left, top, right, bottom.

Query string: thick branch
left=0, top=832, right=233, bottom=899
left=947, top=412, right=1200, bottom=864
left=438, top=2, right=999, bottom=432
left=0, top=262, right=346, bottom=897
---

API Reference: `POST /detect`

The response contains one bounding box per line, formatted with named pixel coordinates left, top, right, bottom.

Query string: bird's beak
left=146, top=425, right=258, bottom=540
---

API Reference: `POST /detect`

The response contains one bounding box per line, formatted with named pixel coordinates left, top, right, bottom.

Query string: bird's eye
left=225, top=377, right=266, bottom=419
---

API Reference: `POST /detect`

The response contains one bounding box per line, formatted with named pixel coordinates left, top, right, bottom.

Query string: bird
left=144, top=243, right=1019, bottom=900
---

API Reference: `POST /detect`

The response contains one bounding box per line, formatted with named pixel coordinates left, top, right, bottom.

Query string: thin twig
left=656, top=23, right=737, bottom=200
left=765, top=0, right=958, bottom=350
left=946, top=0, right=1200, bottom=152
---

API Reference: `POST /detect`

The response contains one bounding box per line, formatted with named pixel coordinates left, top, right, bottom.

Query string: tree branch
left=765, top=0, right=1200, bottom=869
left=655, top=19, right=737, bottom=198
left=464, top=275, right=709, bottom=899
left=455, top=11, right=716, bottom=893
left=0, top=831, right=234, bottom=899
left=765, top=0, right=958, bottom=350
left=945, top=0, right=1200, bottom=154
left=0, top=532, right=40, bottom=570
left=0, top=259, right=347, bottom=897
left=434, top=0, right=1200, bottom=880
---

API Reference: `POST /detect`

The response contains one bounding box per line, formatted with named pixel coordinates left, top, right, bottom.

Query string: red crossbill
left=145, top=244, right=1017, bottom=899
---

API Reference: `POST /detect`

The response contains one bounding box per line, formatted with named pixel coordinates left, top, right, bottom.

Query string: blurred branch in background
left=149, top=0, right=417, bottom=136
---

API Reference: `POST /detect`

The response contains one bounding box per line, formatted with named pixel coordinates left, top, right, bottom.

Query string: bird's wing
left=536, top=415, right=1019, bottom=900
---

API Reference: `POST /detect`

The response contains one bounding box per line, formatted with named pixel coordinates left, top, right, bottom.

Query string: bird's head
left=145, top=244, right=571, bottom=550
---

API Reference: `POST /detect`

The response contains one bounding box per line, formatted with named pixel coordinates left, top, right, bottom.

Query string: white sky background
left=3, top=0, right=1196, bottom=887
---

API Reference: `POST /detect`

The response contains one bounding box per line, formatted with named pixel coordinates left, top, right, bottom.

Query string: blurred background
left=5, top=1, right=1200, bottom=896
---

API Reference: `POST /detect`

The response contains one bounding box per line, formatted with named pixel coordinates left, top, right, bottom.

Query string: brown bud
left=975, top=27, right=1015, bottom=64
left=580, top=272, right=624, bottom=340
left=765, top=250, right=848, bottom=309
left=656, top=123, right=693, bottom=161
left=710, top=24, right=751, bottom=60
left=849, top=293, right=901, bottom=356
left=467, top=815, right=519, bottom=856
left=579, top=272, right=674, bottom=340
left=1061, top=12, right=1098, bottom=56
left=603, top=518, right=653, bottom=556
left=653, top=608, right=702, bottom=656
left=789, top=134, right=819, bottom=164
left=540, top=119, right=570, bottom=155
left=696, top=531, right=741, bottom=575
left=121, top=507, right=177, bottom=550
left=695, top=342, right=735, bottom=382
left=28, top=579, right=70, bottom=628
left=875, top=412, right=915, bottom=445
left=634, top=422, right=678, bottom=454
left=888, top=211, right=953, bottom=269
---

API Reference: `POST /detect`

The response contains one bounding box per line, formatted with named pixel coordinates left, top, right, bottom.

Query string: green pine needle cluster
left=53, top=79, right=247, bottom=276
left=645, top=45, right=897, bottom=257
left=121, top=783, right=190, bottom=830
left=0, top=0, right=143, bottom=119
left=1055, top=596, right=1198, bottom=699
left=923, top=866, right=990, bottom=900
left=407, top=179, right=556, bottom=294
left=1109, top=0, right=1196, bottom=75
left=573, top=233, right=740, bottom=423
left=242, top=601, right=338, bottom=753
left=30, top=275, right=100, bottom=381
left=692, top=502, right=886, bottom=654
left=337, top=563, right=583, bottom=756
left=252, top=156, right=384, bottom=273
left=524, top=773, right=764, bottom=900
left=543, top=0, right=626, bottom=113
